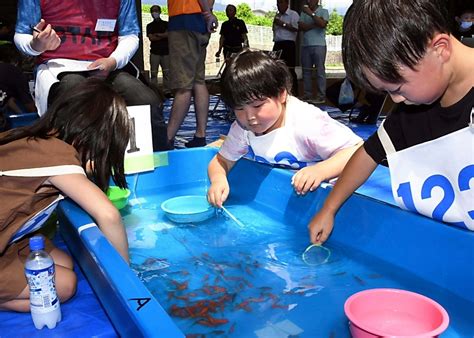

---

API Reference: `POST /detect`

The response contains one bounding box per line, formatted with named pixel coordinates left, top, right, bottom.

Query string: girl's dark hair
left=342, top=0, right=451, bottom=92
left=0, top=78, right=131, bottom=191
left=220, top=50, right=292, bottom=109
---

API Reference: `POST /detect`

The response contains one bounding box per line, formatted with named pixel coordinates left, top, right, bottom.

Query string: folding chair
left=348, top=93, right=397, bottom=124
left=263, top=49, right=283, bottom=59
left=207, top=54, right=237, bottom=121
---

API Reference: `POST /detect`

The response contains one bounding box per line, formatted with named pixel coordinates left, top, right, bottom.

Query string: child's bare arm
left=47, top=174, right=129, bottom=263
left=292, top=141, right=363, bottom=195
left=207, top=153, right=236, bottom=207
left=308, top=146, right=378, bottom=244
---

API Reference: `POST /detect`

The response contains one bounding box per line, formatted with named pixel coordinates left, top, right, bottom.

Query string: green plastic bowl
left=106, top=187, right=131, bottom=210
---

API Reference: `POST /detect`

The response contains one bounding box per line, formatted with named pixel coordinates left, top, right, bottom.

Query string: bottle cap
left=29, top=236, right=45, bottom=251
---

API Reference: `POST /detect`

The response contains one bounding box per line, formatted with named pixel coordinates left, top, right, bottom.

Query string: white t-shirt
left=219, top=96, right=362, bottom=169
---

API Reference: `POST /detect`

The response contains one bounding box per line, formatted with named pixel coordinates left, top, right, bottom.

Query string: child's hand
left=207, top=178, right=230, bottom=208
left=308, top=208, right=335, bottom=244
left=291, top=166, right=324, bottom=195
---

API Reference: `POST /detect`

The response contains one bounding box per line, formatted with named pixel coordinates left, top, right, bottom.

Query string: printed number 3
left=397, top=164, right=474, bottom=226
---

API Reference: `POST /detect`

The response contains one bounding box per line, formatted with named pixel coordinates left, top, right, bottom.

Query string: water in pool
left=123, top=187, right=473, bottom=338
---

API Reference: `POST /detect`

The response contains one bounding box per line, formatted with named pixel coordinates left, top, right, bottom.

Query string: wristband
left=311, top=12, right=316, bottom=17
left=283, top=23, right=287, bottom=28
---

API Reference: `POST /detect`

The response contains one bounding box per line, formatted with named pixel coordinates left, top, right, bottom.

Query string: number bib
left=378, top=123, right=474, bottom=230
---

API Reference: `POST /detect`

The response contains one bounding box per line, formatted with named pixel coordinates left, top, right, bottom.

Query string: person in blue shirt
left=299, top=0, right=329, bottom=103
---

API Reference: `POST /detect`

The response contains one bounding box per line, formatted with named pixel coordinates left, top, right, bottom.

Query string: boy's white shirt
left=219, top=96, right=362, bottom=169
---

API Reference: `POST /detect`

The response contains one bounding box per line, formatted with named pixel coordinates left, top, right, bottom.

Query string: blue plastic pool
left=57, top=147, right=474, bottom=337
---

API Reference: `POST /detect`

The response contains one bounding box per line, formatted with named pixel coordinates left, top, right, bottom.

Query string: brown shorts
left=0, top=235, right=55, bottom=303
left=168, top=30, right=210, bottom=90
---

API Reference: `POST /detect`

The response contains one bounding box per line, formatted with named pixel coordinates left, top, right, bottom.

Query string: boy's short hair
left=342, top=0, right=451, bottom=92
left=150, top=5, right=161, bottom=13
left=456, top=7, right=474, bottom=17
left=226, top=4, right=237, bottom=12
left=220, top=50, right=292, bottom=109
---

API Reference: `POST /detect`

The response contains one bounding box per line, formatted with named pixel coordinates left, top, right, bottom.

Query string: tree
left=236, top=3, right=253, bottom=22
left=326, top=9, right=343, bottom=35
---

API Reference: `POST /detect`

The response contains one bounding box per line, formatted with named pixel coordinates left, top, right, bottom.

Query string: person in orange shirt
left=166, top=0, right=217, bottom=149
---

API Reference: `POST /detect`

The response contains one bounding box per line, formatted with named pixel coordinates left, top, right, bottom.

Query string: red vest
left=39, top=0, right=120, bottom=63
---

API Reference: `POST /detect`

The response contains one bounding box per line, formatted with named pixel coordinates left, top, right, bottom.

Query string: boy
left=309, top=0, right=474, bottom=244
left=454, top=7, right=474, bottom=40
left=207, top=50, right=362, bottom=207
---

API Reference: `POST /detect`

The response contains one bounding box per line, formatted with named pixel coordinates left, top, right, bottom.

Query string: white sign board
left=124, top=105, right=154, bottom=174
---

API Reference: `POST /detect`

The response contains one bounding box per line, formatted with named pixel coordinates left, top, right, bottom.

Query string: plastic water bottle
left=25, top=236, right=61, bottom=329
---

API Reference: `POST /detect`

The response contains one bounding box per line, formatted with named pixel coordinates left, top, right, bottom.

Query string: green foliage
left=234, top=3, right=273, bottom=26
left=265, top=11, right=277, bottom=20
left=142, top=4, right=168, bottom=15
left=326, top=9, right=343, bottom=35
left=215, top=11, right=227, bottom=22
left=140, top=5, right=343, bottom=35
left=236, top=3, right=253, bottom=21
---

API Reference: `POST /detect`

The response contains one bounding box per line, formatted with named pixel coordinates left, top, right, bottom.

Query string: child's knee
left=56, top=268, right=77, bottom=302
left=50, top=248, right=74, bottom=269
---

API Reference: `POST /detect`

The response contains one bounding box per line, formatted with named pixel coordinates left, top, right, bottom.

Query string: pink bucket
left=344, top=289, right=449, bottom=337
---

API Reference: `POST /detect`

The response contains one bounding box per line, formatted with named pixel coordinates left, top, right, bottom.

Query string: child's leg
left=49, top=249, right=77, bottom=301
left=0, top=264, right=76, bottom=312
left=0, top=239, right=77, bottom=313
left=0, top=286, right=29, bottom=312
left=50, top=248, right=73, bottom=269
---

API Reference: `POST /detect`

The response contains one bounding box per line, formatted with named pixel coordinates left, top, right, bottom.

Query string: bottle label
left=25, top=265, right=60, bottom=314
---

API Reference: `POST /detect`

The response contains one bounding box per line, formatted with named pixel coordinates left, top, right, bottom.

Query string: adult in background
left=299, top=0, right=329, bottom=103
left=147, top=5, right=171, bottom=98
left=0, top=44, right=36, bottom=116
left=166, top=0, right=218, bottom=149
left=215, top=4, right=249, bottom=60
left=453, top=7, right=474, bottom=40
left=14, top=0, right=168, bottom=151
left=272, top=0, right=299, bottom=96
